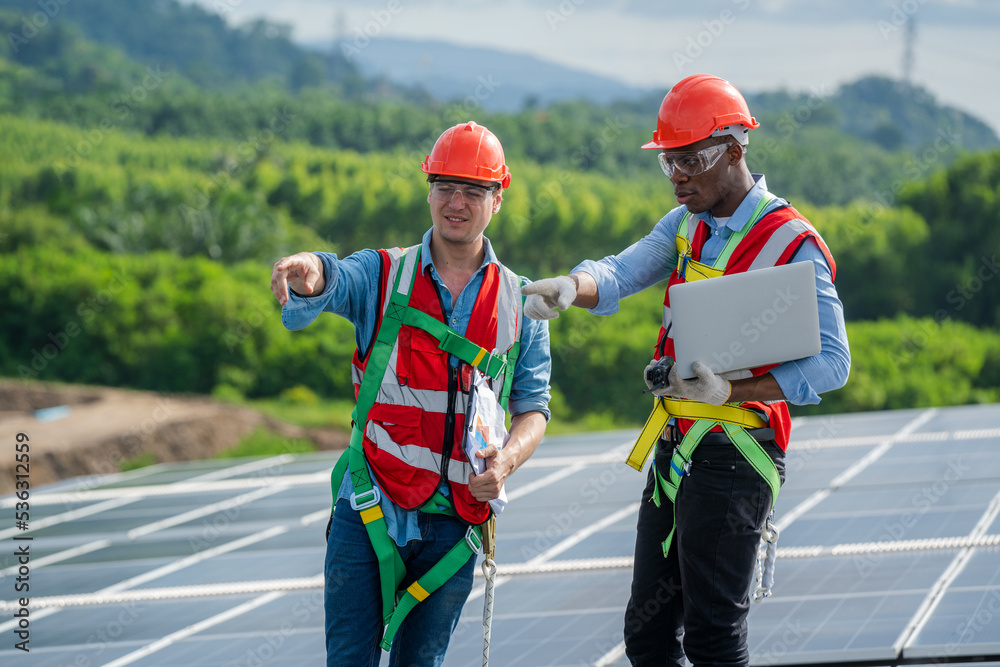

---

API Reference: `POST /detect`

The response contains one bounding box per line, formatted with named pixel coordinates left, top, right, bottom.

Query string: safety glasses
left=429, top=180, right=497, bottom=204
left=658, top=143, right=733, bottom=178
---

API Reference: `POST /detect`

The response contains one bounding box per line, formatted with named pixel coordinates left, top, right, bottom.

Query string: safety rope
left=481, top=516, right=497, bottom=667
left=8, top=533, right=1000, bottom=613
left=481, top=559, right=496, bottom=666
left=752, top=513, right=780, bottom=603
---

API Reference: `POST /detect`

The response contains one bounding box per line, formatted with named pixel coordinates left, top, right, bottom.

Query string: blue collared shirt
left=573, top=174, right=850, bottom=405
left=282, top=228, right=552, bottom=544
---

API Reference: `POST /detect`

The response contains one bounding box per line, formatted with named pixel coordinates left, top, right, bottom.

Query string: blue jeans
left=324, top=497, right=476, bottom=667
left=623, top=438, right=785, bottom=667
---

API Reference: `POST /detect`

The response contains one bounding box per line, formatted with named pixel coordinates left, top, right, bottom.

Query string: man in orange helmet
left=523, top=75, right=850, bottom=665
left=271, top=121, right=551, bottom=666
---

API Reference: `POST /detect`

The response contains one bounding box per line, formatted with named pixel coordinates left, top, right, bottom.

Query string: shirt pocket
left=399, top=325, right=448, bottom=391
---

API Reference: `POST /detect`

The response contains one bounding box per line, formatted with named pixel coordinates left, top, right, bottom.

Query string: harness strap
left=651, top=419, right=780, bottom=557
left=341, top=246, right=421, bottom=627
left=723, top=421, right=781, bottom=502
left=499, top=341, right=520, bottom=412
left=651, top=420, right=714, bottom=554
left=351, top=247, right=422, bottom=431
left=347, top=430, right=407, bottom=626
left=379, top=524, right=483, bottom=651
left=401, top=304, right=521, bottom=411
left=627, top=397, right=767, bottom=471
left=330, top=440, right=484, bottom=649
left=676, top=193, right=777, bottom=281
left=403, top=308, right=509, bottom=380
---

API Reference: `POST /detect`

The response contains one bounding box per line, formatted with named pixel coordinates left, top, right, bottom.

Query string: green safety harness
left=327, top=245, right=520, bottom=651
left=650, top=420, right=781, bottom=556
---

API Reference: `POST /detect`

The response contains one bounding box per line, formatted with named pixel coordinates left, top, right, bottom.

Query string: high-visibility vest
left=350, top=245, right=522, bottom=525
left=654, top=200, right=837, bottom=451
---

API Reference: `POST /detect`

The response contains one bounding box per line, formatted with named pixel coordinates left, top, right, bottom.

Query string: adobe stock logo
left=5, top=0, right=72, bottom=54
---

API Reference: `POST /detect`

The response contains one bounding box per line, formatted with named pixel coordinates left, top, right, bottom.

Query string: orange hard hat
left=641, top=74, right=759, bottom=150
left=421, top=121, right=511, bottom=189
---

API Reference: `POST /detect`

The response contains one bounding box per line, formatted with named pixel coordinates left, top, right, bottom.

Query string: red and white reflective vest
left=351, top=245, right=522, bottom=525
left=654, top=202, right=837, bottom=452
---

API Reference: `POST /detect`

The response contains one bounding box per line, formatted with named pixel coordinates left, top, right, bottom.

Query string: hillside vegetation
left=2, top=1, right=999, bottom=427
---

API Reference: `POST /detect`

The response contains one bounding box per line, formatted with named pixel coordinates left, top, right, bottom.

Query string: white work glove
left=521, top=276, right=577, bottom=320
left=658, top=361, right=732, bottom=406
left=643, top=357, right=674, bottom=392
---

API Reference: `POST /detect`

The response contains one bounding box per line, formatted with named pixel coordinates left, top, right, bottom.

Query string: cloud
left=181, top=0, right=1000, bottom=134
left=613, top=0, right=1000, bottom=25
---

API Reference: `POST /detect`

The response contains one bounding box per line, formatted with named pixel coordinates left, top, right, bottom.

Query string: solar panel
left=1, top=405, right=999, bottom=666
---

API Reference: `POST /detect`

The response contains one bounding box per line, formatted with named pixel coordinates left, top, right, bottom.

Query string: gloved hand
left=643, top=357, right=674, bottom=392
left=522, top=276, right=577, bottom=320
left=656, top=361, right=732, bottom=406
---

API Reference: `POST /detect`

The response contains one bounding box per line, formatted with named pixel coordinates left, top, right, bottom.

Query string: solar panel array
left=2, top=404, right=999, bottom=666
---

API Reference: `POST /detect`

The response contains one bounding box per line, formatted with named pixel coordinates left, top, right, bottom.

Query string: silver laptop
left=669, top=261, right=821, bottom=379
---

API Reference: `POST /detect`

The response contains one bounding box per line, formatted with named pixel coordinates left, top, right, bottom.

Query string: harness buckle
left=465, top=526, right=483, bottom=554
left=683, top=459, right=693, bottom=475
left=350, top=487, right=381, bottom=511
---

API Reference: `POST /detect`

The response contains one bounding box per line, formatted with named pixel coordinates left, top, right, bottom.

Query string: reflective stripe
left=496, top=266, right=520, bottom=353
left=493, top=266, right=521, bottom=402
left=366, top=422, right=476, bottom=480
left=396, top=247, right=418, bottom=295
left=380, top=247, right=406, bottom=317
left=683, top=212, right=696, bottom=244
left=377, top=384, right=451, bottom=414
left=747, top=218, right=813, bottom=271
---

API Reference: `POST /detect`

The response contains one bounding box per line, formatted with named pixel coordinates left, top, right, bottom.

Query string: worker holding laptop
left=522, top=74, right=850, bottom=666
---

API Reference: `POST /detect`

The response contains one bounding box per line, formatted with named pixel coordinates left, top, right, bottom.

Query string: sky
left=191, top=0, right=1000, bottom=134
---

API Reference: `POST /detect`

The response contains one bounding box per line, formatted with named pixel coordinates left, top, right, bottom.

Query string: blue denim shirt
left=573, top=174, right=850, bottom=405
left=282, top=228, right=552, bottom=544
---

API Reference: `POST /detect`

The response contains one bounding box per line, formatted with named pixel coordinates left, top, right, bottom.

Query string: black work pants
left=623, top=436, right=785, bottom=667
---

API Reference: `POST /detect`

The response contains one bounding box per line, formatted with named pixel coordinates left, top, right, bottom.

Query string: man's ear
left=492, top=193, right=502, bottom=214
left=728, top=142, right=745, bottom=165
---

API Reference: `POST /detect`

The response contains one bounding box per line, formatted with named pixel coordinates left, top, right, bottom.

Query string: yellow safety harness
left=626, top=199, right=783, bottom=556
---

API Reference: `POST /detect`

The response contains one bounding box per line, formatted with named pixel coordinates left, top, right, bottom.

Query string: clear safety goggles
left=429, top=180, right=497, bottom=204
left=657, top=143, right=733, bottom=178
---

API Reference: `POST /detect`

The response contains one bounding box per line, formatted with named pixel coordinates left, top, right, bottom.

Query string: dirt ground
left=0, top=380, right=349, bottom=494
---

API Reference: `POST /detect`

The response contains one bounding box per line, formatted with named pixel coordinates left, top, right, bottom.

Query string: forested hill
left=747, top=76, right=998, bottom=152
left=3, top=116, right=999, bottom=419
left=1, top=0, right=994, bottom=157
left=2, top=1, right=999, bottom=423
left=0, top=0, right=365, bottom=92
